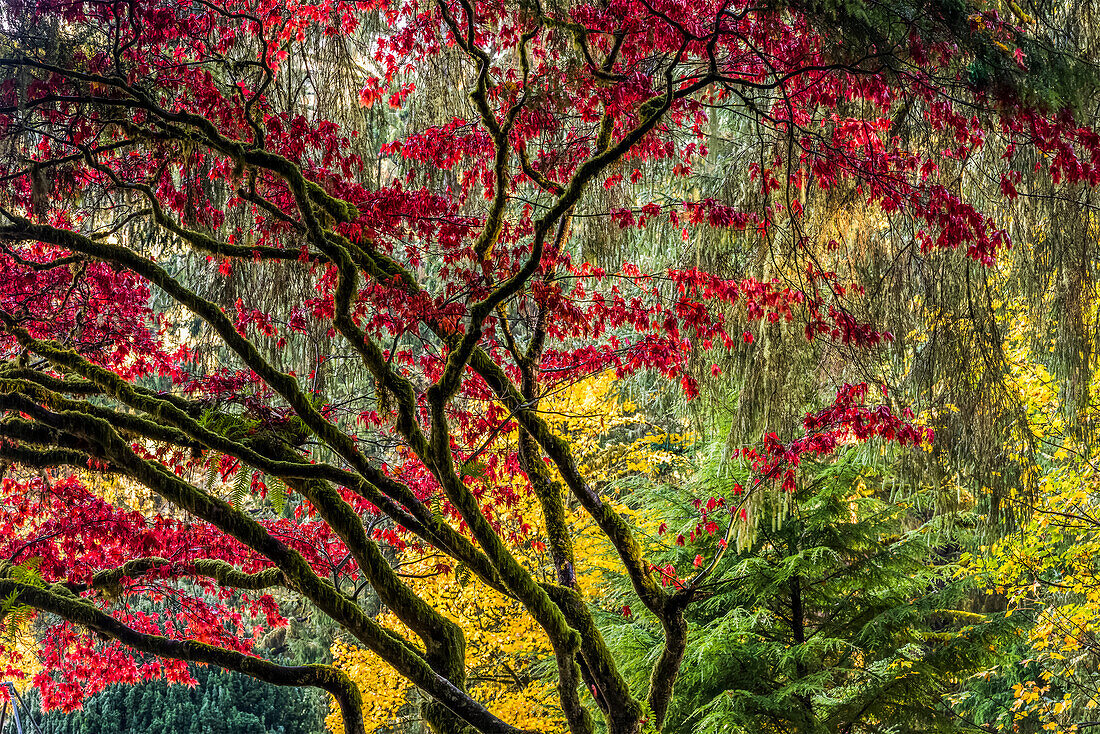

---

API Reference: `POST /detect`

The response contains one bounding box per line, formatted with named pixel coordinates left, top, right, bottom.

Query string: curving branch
left=0, top=576, right=368, bottom=734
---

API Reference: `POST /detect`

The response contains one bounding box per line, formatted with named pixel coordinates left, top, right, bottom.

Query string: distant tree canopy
left=22, top=664, right=325, bottom=734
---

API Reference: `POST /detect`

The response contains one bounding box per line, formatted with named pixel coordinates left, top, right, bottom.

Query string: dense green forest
left=19, top=666, right=325, bottom=734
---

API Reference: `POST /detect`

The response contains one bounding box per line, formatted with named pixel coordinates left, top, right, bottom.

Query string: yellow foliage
left=963, top=292, right=1100, bottom=732
left=328, top=372, right=688, bottom=732
left=327, top=566, right=564, bottom=734
left=0, top=620, right=41, bottom=695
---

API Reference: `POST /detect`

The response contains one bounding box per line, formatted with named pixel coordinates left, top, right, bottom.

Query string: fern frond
left=268, top=476, right=287, bottom=515
left=1, top=589, right=21, bottom=618
left=0, top=589, right=34, bottom=633
left=231, top=468, right=251, bottom=509
left=204, top=452, right=222, bottom=493
left=10, top=557, right=44, bottom=588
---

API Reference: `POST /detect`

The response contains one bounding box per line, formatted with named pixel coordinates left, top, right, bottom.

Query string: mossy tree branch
left=0, top=576, right=368, bottom=734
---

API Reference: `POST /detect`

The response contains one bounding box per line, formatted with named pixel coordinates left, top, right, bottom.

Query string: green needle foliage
left=25, top=663, right=326, bottom=734
left=601, top=446, right=1019, bottom=734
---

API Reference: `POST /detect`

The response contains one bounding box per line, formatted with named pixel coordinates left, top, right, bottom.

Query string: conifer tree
left=601, top=449, right=1015, bottom=733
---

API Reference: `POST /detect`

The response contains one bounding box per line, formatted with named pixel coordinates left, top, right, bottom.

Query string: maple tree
left=327, top=372, right=685, bottom=734
left=0, top=0, right=1096, bottom=732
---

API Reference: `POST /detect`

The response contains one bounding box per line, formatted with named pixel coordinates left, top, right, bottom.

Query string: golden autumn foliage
left=0, top=615, right=40, bottom=695
left=962, top=294, right=1100, bottom=732
left=327, top=373, right=689, bottom=733
left=328, top=566, right=564, bottom=734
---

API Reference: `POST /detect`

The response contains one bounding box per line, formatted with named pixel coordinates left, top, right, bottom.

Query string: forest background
left=2, top=0, right=1100, bottom=732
